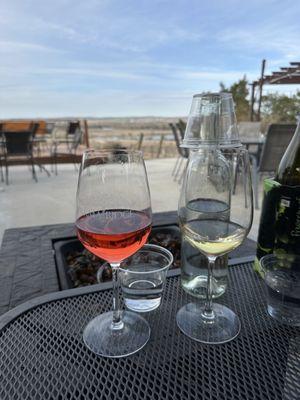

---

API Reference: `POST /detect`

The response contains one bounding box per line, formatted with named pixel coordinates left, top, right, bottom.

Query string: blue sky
left=0, top=0, right=299, bottom=118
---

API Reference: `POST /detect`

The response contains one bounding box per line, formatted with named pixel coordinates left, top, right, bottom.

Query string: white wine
left=180, top=199, right=230, bottom=298
left=182, top=219, right=246, bottom=257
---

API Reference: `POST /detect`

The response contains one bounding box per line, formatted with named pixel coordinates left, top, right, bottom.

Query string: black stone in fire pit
left=54, top=225, right=181, bottom=290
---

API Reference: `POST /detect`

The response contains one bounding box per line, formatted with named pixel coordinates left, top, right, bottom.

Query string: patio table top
left=0, top=258, right=299, bottom=400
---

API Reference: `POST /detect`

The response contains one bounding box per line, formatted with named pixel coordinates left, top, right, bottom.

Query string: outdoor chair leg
left=172, top=156, right=180, bottom=176
left=178, top=159, right=188, bottom=185
left=50, top=148, right=54, bottom=173
left=52, top=152, right=58, bottom=175
left=31, top=160, right=38, bottom=182
left=72, top=154, right=79, bottom=171
left=3, top=153, right=9, bottom=185
left=249, top=155, right=259, bottom=209
left=35, top=162, right=50, bottom=177
left=0, top=159, right=4, bottom=182
left=5, top=163, right=8, bottom=185
left=253, top=171, right=259, bottom=210
left=252, top=173, right=258, bottom=210
left=233, top=159, right=238, bottom=195
left=174, top=157, right=184, bottom=181
left=51, top=143, right=58, bottom=175
left=174, top=155, right=184, bottom=179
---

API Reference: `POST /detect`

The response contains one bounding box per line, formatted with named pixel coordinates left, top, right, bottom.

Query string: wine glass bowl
left=76, top=210, right=151, bottom=263
left=177, top=147, right=253, bottom=344
left=76, top=149, right=152, bottom=358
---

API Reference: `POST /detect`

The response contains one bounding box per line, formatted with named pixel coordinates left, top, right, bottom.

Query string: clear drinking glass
left=260, top=254, right=300, bottom=326
left=76, top=149, right=152, bottom=358
left=119, top=244, right=173, bottom=312
left=181, top=92, right=241, bottom=148
left=177, top=147, right=253, bottom=344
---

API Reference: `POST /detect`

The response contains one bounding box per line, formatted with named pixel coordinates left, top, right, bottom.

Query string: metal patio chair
left=3, top=130, right=37, bottom=184
left=238, top=122, right=261, bottom=141
left=250, top=123, right=296, bottom=209
left=238, top=121, right=263, bottom=162
left=170, top=123, right=188, bottom=182
left=51, top=125, right=83, bottom=175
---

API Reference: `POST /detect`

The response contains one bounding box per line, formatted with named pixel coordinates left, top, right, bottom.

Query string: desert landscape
left=52, top=116, right=185, bottom=159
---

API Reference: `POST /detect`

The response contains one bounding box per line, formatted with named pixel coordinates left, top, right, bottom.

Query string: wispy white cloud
left=0, top=61, right=254, bottom=87
left=0, top=87, right=193, bottom=119
left=0, top=40, right=66, bottom=53
left=34, top=66, right=146, bottom=80
left=219, top=24, right=300, bottom=61
left=177, top=70, right=257, bottom=82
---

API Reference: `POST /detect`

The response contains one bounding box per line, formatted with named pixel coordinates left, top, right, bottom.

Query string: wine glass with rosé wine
left=76, top=149, right=152, bottom=358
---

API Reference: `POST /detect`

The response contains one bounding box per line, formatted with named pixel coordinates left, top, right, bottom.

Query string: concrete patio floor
left=0, top=158, right=262, bottom=245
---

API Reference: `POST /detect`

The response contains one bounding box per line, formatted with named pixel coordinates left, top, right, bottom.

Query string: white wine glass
left=177, top=147, right=253, bottom=344
left=76, top=149, right=152, bottom=357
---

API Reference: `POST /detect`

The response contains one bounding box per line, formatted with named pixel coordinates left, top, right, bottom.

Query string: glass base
left=176, top=302, right=241, bottom=344
left=268, top=305, right=300, bottom=327
left=83, top=311, right=150, bottom=358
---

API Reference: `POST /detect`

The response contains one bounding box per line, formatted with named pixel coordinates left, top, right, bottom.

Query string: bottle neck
left=276, top=123, right=300, bottom=185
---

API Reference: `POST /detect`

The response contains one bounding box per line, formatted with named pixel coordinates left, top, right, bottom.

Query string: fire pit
left=0, top=211, right=257, bottom=315
left=54, top=225, right=181, bottom=290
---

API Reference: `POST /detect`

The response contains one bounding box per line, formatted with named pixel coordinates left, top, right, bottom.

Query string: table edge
left=0, top=255, right=255, bottom=330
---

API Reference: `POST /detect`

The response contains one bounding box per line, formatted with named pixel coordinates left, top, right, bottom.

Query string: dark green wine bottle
left=255, top=123, right=300, bottom=274
left=274, top=122, right=300, bottom=256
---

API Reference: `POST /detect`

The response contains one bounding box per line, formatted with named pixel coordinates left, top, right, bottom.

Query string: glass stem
left=203, top=256, right=217, bottom=321
left=110, top=263, right=124, bottom=330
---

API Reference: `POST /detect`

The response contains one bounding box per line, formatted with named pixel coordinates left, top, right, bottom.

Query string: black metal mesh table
left=0, top=260, right=299, bottom=400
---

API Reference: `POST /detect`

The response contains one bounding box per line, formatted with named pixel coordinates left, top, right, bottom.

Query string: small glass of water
left=260, top=254, right=300, bottom=326
left=119, top=244, right=173, bottom=312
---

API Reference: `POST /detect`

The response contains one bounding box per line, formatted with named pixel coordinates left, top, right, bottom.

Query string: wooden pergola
left=250, top=60, right=300, bottom=121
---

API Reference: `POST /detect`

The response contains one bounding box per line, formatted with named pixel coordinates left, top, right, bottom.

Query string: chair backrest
left=45, top=122, right=55, bottom=135
left=67, top=121, right=80, bottom=136
left=2, top=120, right=46, bottom=135
left=238, top=122, right=261, bottom=140
left=258, top=124, right=296, bottom=173
left=169, top=123, right=188, bottom=157
left=30, top=122, right=40, bottom=138
left=177, top=119, right=186, bottom=138
left=4, top=131, right=33, bottom=155
left=176, top=122, right=186, bottom=141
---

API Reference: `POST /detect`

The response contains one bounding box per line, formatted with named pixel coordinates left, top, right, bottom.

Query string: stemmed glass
left=76, top=149, right=152, bottom=357
left=177, top=147, right=253, bottom=344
